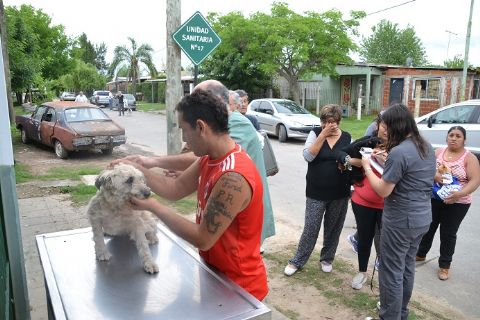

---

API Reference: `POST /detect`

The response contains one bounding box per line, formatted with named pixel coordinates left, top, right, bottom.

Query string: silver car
left=415, top=99, right=480, bottom=158
left=247, top=99, right=320, bottom=142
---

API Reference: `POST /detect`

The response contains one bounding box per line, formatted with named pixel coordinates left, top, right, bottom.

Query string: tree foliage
left=59, top=60, right=106, bottom=94
left=360, top=20, right=427, bottom=66
left=72, top=33, right=109, bottom=75
left=5, top=4, right=72, bottom=100
left=202, top=2, right=364, bottom=102
left=109, top=37, right=157, bottom=94
left=443, top=54, right=473, bottom=69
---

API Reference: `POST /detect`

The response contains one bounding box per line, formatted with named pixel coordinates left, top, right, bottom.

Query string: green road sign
left=172, top=11, right=221, bottom=66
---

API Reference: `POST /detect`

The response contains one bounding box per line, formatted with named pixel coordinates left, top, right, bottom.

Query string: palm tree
left=109, top=37, right=157, bottom=94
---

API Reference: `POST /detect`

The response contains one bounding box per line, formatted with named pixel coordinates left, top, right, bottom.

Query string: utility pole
left=166, top=0, right=182, bottom=155
left=460, top=0, right=474, bottom=101
left=445, top=30, right=458, bottom=61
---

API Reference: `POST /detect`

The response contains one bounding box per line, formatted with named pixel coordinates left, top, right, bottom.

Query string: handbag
left=260, top=131, right=279, bottom=176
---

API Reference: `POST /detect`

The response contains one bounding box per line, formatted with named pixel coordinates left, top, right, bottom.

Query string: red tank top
left=196, top=144, right=268, bottom=300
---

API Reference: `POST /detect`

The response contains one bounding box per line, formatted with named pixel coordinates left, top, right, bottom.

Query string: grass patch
left=340, top=115, right=376, bottom=140
left=14, top=162, right=35, bottom=183
left=136, top=102, right=166, bottom=112
left=59, top=185, right=97, bottom=206
left=15, top=164, right=102, bottom=183
left=154, top=193, right=197, bottom=215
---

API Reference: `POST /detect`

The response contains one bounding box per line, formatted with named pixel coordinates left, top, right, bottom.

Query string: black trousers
left=417, top=198, right=470, bottom=269
left=351, top=201, right=382, bottom=272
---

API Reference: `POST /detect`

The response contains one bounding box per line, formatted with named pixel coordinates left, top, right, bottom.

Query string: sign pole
left=194, top=65, right=198, bottom=87
left=166, top=0, right=182, bottom=155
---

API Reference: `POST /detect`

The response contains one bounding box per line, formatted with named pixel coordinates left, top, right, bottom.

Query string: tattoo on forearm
left=204, top=172, right=243, bottom=234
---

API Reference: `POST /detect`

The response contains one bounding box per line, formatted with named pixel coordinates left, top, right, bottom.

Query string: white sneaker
left=320, top=261, right=332, bottom=273
left=351, top=272, right=368, bottom=289
left=377, top=301, right=381, bottom=310
left=284, top=264, right=298, bottom=276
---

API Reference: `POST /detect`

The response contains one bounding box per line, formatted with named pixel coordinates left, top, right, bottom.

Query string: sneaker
left=352, top=272, right=368, bottom=289
left=365, top=317, right=379, bottom=320
left=374, top=257, right=380, bottom=271
left=416, top=255, right=426, bottom=262
left=377, top=301, right=381, bottom=310
left=347, top=234, right=359, bottom=254
left=438, top=268, right=449, bottom=280
left=320, top=261, right=333, bottom=273
left=284, top=264, right=298, bottom=276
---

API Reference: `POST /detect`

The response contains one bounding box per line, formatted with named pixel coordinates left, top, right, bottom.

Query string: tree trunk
left=288, top=76, right=301, bottom=105
left=0, top=0, right=15, bottom=124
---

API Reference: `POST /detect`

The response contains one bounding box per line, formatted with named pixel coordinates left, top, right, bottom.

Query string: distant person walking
left=75, top=91, right=88, bottom=103
left=117, top=91, right=124, bottom=116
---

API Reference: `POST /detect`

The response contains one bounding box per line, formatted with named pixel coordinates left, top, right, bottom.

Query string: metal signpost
left=172, top=11, right=221, bottom=85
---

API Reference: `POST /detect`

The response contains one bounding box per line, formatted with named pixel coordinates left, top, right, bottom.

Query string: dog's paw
left=146, top=233, right=159, bottom=245
left=96, top=251, right=112, bottom=261
left=144, top=261, right=159, bottom=274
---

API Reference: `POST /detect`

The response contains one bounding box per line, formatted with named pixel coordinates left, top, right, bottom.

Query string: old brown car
left=16, top=101, right=126, bottom=159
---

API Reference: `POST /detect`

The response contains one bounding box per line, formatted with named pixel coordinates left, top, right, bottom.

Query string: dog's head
left=95, top=164, right=151, bottom=200
left=437, top=164, right=451, bottom=175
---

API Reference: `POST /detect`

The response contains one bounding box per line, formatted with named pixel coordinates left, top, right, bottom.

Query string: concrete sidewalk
left=18, top=194, right=288, bottom=320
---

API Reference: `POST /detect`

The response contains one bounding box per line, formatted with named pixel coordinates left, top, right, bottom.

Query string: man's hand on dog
left=110, top=155, right=155, bottom=169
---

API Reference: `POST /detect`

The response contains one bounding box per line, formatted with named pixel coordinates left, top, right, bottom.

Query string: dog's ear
left=95, top=171, right=112, bottom=190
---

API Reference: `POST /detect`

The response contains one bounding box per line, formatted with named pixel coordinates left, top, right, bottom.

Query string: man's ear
left=196, top=119, right=208, bottom=135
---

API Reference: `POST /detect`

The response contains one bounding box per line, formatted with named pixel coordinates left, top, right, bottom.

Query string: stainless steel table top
left=36, top=225, right=270, bottom=320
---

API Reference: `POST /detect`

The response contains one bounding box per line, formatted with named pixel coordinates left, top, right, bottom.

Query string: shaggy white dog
left=87, top=164, right=159, bottom=274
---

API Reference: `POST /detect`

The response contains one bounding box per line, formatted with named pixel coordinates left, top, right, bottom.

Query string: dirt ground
left=14, top=142, right=467, bottom=320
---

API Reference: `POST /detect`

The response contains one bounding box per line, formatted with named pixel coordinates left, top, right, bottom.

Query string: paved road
left=111, top=109, right=480, bottom=318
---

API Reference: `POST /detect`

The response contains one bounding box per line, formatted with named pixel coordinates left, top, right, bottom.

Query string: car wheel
left=54, top=140, right=69, bottom=159
left=20, top=128, right=30, bottom=144
left=101, top=148, right=113, bottom=155
left=278, top=124, right=288, bottom=142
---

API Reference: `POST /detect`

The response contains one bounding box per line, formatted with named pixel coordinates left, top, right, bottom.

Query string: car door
left=30, top=106, right=48, bottom=142
left=256, top=101, right=277, bottom=134
left=39, top=107, right=57, bottom=147
left=418, top=104, right=480, bottom=147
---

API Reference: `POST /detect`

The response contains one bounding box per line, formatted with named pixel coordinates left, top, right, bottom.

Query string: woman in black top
left=284, top=104, right=351, bottom=276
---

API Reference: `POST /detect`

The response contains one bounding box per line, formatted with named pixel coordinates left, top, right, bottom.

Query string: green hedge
left=136, top=82, right=166, bottom=103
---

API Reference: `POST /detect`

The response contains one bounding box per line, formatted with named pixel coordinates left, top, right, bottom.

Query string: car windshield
left=273, top=100, right=309, bottom=114
left=65, top=108, right=110, bottom=122
left=97, top=91, right=110, bottom=96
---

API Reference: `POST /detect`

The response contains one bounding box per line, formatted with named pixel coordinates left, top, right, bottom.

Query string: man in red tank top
left=126, top=90, right=268, bottom=300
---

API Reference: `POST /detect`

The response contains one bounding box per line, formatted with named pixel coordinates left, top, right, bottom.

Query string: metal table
left=36, top=225, right=271, bottom=320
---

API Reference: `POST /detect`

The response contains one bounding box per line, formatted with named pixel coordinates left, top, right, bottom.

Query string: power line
left=367, top=0, right=416, bottom=16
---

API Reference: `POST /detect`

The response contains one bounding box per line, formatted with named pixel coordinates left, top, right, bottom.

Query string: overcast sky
left=4, top=0, right=479, bottom=73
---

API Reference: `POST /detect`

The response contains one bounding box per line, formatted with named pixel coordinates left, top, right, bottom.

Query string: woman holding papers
left=361, top=104, right=436, bottom=320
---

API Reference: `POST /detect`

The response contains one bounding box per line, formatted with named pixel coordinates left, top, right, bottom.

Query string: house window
left=412, top=78, right=440, bottom=100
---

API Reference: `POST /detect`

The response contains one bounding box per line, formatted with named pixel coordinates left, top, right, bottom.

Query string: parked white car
left=247, top=99, right=320, bottom=142
left=415, top=99, right=480, bottom=158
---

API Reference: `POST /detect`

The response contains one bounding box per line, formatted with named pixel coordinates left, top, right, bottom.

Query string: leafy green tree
left=203, top=3, right=364, bottom=103
left=443, top=54, right=473, bottom=69
left=59, top=60, right=106, bottom=95
left=109, top=37, right=157, bottom=94
left=5, top=4, right=72, bottom=102
left=360, top=20, right=427, bottom=66
left=72, top=33, right=108, bottom=74
left=200, top=12, right=272, bottom=96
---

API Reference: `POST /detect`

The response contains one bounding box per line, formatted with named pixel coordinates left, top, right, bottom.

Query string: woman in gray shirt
left=362, top=104, right=436, bottom=320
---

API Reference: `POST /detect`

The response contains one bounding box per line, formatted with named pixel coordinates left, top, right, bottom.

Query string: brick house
left=383, top=66, right=480, bottom=115
left=276, top=63, right=480, bottom=116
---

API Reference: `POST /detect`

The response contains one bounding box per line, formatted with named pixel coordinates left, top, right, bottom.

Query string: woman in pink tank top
left=416, top=126, right=480, bottom=281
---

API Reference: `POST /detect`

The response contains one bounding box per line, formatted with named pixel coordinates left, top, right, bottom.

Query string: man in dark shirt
left=117, top=91, right=124, bottom=116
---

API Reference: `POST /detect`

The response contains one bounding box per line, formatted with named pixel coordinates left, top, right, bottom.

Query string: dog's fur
left=87, top=164, right=159, bottom=274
